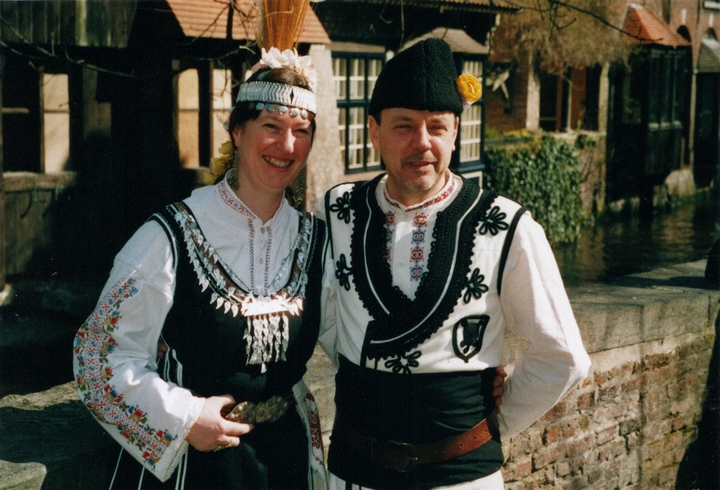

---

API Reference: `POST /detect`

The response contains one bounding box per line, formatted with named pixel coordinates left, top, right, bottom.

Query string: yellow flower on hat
left=456, top=74, right=482, bottom=108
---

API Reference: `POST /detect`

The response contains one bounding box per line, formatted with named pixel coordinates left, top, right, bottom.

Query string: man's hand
left=186, top=395, right=253, bottom=452
left=157, top=340, right=168, bottom=360
left=493, top=365, right=508, bottom=414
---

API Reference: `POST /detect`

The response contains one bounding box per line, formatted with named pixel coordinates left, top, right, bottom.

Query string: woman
left=73, top=47, right=327, bottom=489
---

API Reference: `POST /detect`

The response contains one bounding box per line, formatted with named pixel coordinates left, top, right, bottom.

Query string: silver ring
left=213, top=444, right=231, bottom=452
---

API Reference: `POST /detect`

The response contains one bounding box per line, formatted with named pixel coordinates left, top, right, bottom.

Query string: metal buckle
left=225, top=395, right=290, bottom=424
left=386, top=440, right=419, bottom=472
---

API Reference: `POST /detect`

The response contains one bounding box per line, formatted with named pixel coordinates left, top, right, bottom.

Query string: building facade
left=0, top=0, right=513, bottom=288
left=485, top=0, right=720, bottom=211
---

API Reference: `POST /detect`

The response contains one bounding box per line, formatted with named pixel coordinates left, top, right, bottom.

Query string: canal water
left=552, top=194, right=720, bottom=287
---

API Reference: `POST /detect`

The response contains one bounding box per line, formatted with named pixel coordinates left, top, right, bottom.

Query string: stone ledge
left=502, top=260, right=719, bottom=363
left=0, top=383, right=117, bottom=490
left=0, top=460, right=46, bottom=490
left=574, top=260, right=719, bottom=354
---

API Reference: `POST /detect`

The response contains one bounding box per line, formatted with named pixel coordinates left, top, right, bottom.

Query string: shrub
left=484, top=135, right=585, bottom=243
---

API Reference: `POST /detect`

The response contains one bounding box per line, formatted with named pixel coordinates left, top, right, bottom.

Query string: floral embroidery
left=329, top=191, right=353, bottom=224
left=304, top=392, right=325, bottom=466
left=218, top=179, right=256, bottom=218
left=410, top=212, right=428, bottom=281
left=463, top=268, right=489, bottom=304
left=384, top=211, right=395, bottom=261
left=478, top=205, right=509, bottom=236
left=335, top=254, right=353, bottom=291
left=74, top=277, right=176, bottom=467
left=384, top=350, right=422, bottom=374
left=384, top=176, right=455, bottom=212
left=417, top=177, right=455, bottom=209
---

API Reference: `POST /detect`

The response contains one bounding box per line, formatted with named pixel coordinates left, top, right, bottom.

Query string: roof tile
left=622, top=4, right=690, bottom=48
left=166, top=0, right=330, bottom=44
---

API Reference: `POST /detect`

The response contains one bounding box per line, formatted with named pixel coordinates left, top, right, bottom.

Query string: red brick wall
left=503, top=335, right=712, bottom=489
left=499, top=261, right=718, bottom=489
left=485, top=60, right=531, bottom=134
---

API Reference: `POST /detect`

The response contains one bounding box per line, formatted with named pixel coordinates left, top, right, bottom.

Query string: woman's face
left=232, top=108, right=313, bottom=198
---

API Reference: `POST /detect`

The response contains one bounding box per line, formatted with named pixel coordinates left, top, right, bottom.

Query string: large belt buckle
left=386, top=440, right=419, bottom=472
left=226, top=395, right=290, bottom=424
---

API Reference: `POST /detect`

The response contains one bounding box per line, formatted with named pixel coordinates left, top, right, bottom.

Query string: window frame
left=452, top=54, right=487, bottom=174
left=332, top=51, right=385, bottom=174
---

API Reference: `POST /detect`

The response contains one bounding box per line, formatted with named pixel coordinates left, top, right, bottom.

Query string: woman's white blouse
left=73, top=178, right=301, bottom=480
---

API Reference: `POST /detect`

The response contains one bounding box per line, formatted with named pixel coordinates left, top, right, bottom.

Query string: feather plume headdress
left=208, top=0, right=318, bottom=186
left=235, top=0, right=318, bottom=117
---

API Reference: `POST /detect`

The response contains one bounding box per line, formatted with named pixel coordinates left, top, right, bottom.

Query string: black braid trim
left=348, top=176, right=409, bottom=332
left=349, top=176, right=497, bottom=361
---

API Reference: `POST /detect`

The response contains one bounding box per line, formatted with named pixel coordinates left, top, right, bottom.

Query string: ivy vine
left=485, top=135, right=586, bottom=244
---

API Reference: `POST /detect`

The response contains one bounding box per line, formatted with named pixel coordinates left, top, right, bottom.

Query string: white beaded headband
left=235, top=47, right=318, bottom=119
left=236, top=82, right=316, bottom=118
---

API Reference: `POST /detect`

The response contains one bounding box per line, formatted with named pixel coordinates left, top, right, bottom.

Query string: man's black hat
left=369, top=38, right=463, bottom=118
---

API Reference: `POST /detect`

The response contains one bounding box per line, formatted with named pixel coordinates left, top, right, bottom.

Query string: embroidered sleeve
left=73, top=222, right=205, bottom=482
left=496, top=214, right=592, bottom=439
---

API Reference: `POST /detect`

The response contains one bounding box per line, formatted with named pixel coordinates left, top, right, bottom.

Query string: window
left=212, top=68, right=234, bottom=158
left=178, top=69, right=200, bottom=168
left=539, top=66, right=602, bottom=132
left=455, top=57, right=485, bottom=172
left=177, top=67, right=234, bottom=168
left=333, top=52, right=384, bottom=173
left=648, top=49, right=687, bottom=127
left=43, top=74, right=70, bottom=173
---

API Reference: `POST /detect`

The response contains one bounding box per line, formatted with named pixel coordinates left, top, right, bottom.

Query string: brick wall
left=500, top=261, right=718, bottom=489
left=502, top=331, right=712, bottom=489
left=485, top=55, right=533, bottom=134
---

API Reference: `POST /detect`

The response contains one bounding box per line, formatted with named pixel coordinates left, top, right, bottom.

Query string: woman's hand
left=186, top=395, right=253, bottom=452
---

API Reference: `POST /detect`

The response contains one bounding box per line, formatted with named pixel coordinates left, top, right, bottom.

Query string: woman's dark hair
left=227, top=65, right=317, bottom=138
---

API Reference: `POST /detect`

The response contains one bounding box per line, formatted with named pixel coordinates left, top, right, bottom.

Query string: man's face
left=369, top=108, right=458, bottom=207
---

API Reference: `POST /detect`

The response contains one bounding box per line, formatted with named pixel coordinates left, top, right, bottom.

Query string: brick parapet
left=500, top=260, right=718, bottom=489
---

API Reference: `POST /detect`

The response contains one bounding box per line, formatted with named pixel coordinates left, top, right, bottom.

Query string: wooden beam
left=198, top=60, right=213, bottom=169
left=0, top=52, right=6, bottom=290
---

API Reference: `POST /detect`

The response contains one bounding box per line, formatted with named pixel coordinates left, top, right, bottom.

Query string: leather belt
left=332, top=417, right=493, bottom=472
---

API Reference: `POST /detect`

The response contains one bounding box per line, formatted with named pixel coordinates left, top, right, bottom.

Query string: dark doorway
left=694, top=73, right=720, bottom=188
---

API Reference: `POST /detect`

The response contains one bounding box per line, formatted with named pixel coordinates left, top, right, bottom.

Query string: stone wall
left=1, top=260, right=718, bottom=489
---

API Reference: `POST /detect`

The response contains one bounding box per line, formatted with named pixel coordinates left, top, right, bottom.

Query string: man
left=315, top=38, right=591, bottom=489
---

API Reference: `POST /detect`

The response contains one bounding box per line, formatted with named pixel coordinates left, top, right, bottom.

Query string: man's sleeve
left=313, top=195, right=339, bottom=365
left=496, top=215, right=592, bottom=438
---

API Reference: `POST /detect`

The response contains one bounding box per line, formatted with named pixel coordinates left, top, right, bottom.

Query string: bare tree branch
left=492, top=0, right=637, bottom=69
left=503, top=0, right=654, bottom=43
